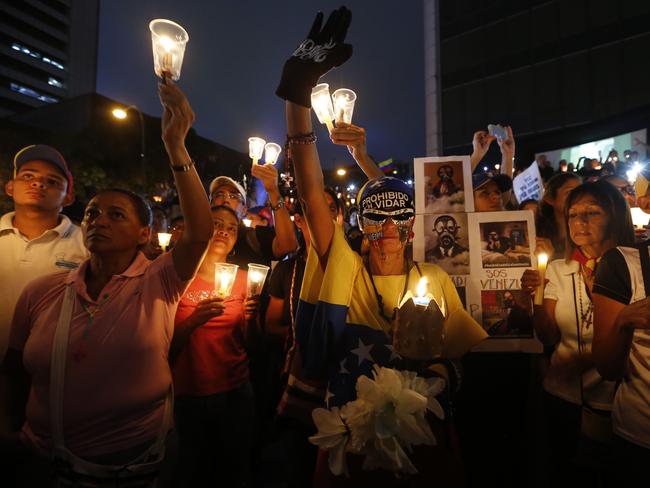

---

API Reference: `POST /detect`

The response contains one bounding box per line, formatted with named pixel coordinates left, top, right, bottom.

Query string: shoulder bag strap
left=571, top=273, right=585, bottom=407
left=50, top=285, right=76, bottom=453
left=638, top=244, right=650, bottom=297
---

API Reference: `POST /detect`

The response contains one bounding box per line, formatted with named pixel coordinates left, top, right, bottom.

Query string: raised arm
left=330, top=123, right=383, bottom=179
left=159, top=82, right=213, bottom=281
left=250, top=163, right=298, bottom=258
left=276, top=7, right=353, bottom=258
left=470, top=130, right=496, bottom=173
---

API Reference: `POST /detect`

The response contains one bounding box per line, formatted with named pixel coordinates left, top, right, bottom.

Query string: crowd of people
left=1, top=6, right=650, bottom=488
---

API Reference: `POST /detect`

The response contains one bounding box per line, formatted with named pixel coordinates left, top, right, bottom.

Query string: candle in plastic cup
left=534, top=253, right=548, bottom=306
left=332, top=88, right=357, bottom=124
left=631, top=207, right=649, bottom=229
left=246, top=264, right=270, bottom=297
left=214, top=263, right=239, bottom=298
left=157, top=232, right=172, bottom=251
left=149, top=19, right=189, bottom=81
left=310, top=83, right=335, bottom=132
left=248, top=137, right=266, bottom=165
left=412, top=277, right=431, bottom=308
left=242, top=218, right=252, bottom=228
left=264, top=142, right=281, bottom=165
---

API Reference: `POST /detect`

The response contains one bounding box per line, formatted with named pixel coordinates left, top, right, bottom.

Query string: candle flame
left=416, top=277, right=428, bottom=298
left=250, top=271, right=263, bottom=283
left=160, top=36, right=175, bottom=52
left=537, top=253, right=548, bottom=267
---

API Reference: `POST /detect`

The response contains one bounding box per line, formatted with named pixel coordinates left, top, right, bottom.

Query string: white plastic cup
left=149, top=19, right=189, bottom=81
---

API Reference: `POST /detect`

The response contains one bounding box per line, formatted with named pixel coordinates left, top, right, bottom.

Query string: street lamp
left=112, top=105, right=145, bottom=161
left=336, top=168, right=346, bottom=176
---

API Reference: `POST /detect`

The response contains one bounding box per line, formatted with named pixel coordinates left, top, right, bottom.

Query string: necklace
left=72, top=293, right=110, bottom=362
left=364, top=259, right=411, bottom=325
left=575, top=271, right=593, bottom=353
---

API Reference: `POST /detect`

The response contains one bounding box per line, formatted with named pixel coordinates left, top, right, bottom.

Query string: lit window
left=10, top=83, right=58, bottom=103
left=48, top=77, right=64, bottom=88
left=10, top=42, right=64, bottom=70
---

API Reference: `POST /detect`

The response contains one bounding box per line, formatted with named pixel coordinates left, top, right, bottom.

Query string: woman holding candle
left=170, top=204, right=260, bottom=488
left=276, top=7, right=486, bottom=485
left=0, top=81, right=213, bottom=485
left=520, top=180, right=634, bottom=482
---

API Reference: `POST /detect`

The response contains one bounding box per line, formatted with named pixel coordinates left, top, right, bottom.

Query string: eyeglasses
left=212, top=191, right=243, bottom=202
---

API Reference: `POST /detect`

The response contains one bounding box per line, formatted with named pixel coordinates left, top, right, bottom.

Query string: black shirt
left=228, top=224, right=276, bottom=270
left=268, top=255, right=306, bottom=328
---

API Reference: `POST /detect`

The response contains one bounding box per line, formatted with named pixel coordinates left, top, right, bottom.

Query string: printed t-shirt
left=593, top=245, right=650, bottom=448
left=172, top=270, right=249, bottom=396
left=296, top=225, right=487, bottom=408
left=9, top=251, right=188, bottom=458
left=0, top=212, right=88, bottom=361
left=543, top=259, right=616, bottom=410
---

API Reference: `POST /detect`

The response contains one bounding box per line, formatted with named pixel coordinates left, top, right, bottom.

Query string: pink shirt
left=172, top=271, right=249, bottom=396
left=10, top=252, right=189, bottom=457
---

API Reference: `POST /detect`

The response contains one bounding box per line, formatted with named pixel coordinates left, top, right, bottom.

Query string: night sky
left=96, top=0, right=425, bottom=173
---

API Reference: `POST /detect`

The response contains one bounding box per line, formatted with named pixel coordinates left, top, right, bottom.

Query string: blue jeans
left=173, top=382, right=255, bottom=487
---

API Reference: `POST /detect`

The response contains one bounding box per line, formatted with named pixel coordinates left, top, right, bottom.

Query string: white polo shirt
left=0, top=212, right=88, bottom=360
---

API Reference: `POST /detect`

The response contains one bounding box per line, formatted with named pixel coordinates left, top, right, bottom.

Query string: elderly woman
left=170, top=204, right=259, bottom=487
left=276, top=7, right=486, bottom=486
left=521, top=180, right=634, bottom=482
left=0, top=81, right=212, bottom=486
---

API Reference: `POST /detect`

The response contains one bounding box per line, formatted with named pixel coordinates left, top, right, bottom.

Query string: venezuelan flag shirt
left=296, top=225, right=487, bottom=408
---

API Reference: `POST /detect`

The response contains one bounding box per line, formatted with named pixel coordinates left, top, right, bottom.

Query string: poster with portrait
left=414, top=156, right=474, bottom=214
left=413, top=214, right=470, bottom=276
left=465, top=211, right=542, bottom=353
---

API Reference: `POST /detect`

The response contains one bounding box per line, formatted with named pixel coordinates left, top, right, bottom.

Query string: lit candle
left=157, top=232, right=172, bottom=252
left=311, top=83, right=335, bottom=133
left=534, top=253, right=548, bottom=306
left=214, top=263, right=239, bottom=298
left=412, top=277, right=431, bottom=308
left=631, top=207, right=649, bottom=229
left=331, top=88, right=357, bottom=125
left=246, top=263, right=270, bottom=297
left=248, top=137, right=266, bottom=166
left=149, top=19, right=189, bottom=81
left=264, top=142, right=281, bottom=165
left=242, top=218, right=252, bottom=227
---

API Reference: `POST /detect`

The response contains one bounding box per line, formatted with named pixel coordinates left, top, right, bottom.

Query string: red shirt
left=172, top=270, right=249, bottom=396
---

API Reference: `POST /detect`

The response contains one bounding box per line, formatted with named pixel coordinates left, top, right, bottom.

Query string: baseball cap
left=472, top=171, right=512, bottom=193
left=208, top=176, right=247, bottom=203
left=13, top=144, right=73, bottom=195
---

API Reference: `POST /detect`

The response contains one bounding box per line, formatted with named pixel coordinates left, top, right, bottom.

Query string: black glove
left=276, top=6, right=353, bottom=108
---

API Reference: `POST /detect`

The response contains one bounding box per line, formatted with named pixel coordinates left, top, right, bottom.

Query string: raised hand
left=497, top=125, right=515, bottom=162
left=251, top=162, right=280, bottom=196
left=276, top=6, right=353, bottom=107
left=158, top=80, right=195, bottom=150
left=330, top=123, right=367, bottom=160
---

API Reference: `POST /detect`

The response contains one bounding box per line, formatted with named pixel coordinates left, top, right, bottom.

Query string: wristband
left=170, top=160, right=195, bottom=172
left=287, top=132, right=317, bottom=145
left=268, top=198, right=285, bottom=211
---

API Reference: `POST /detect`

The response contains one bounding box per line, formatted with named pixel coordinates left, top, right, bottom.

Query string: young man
left=0, top=145, right=88, bottom=361
left=208, top=165, right=297, bottom=268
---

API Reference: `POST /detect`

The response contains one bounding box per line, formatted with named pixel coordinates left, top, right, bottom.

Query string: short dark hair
left=563, top=180, right=635, bottom=259
left=210, top=204, right=240, bottom=223
left=95, top=188, right=152, bottom=227
left=324, top=186, right=342, bottom=213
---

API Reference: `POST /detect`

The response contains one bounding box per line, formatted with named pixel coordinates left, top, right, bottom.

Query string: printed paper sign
left=414, top=156, right=474, bottom=214
left=512, top=163, right=544, bottom=204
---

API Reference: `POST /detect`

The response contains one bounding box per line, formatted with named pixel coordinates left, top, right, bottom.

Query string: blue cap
left=357, top=177, right=414, bottom=216
left=472, top=171, right=512, bottom=192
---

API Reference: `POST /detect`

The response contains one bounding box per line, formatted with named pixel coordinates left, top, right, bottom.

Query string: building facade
left=0, top=0, right=99, bottom=116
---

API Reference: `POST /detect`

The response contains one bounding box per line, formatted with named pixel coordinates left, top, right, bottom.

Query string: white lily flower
left=309, top=407, right=350, bottom=476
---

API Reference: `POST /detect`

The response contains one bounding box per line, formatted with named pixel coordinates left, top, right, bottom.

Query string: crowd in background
left=1, top=6, right=650, bottom=488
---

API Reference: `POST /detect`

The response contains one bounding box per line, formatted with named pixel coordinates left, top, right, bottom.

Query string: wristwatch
left=268, top=198, right=285, bottom=211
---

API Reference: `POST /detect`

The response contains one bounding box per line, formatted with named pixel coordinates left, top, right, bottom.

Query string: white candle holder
left=264, top=142, right=281, bottom=165
left=149, top=19, right=189, bottom=81
left=248, top=137, right=266, bottom=166
left=214, top=263, right=239, bottom=298
left=157, top=232, right=172, bottom=251
left=631, top=207, right=649, bottom=229
left=332, top=88, right=357, bottom=125
left=246, top=263, right=270, bottom=297
left=311, top=83, right=335, bottom=132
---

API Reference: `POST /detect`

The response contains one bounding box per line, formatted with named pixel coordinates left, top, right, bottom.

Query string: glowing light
left=331, top=88, right=357, bottom=124
left=311, top=83, right=335, bottom=132
left=336, top=168, right=346, bottom=176
left=157, top=232, right=172, bottom=251
left=214, top=263, right=239, bottom=298
left=534, top=253, right=549, bottom=305
left=413, top=277, right=431, bottom=307
left=627, top=162, right=643, bottom=184
left=248, top=137, right=266, bottom=165
left=112, top=108, right=127, bottom=119
left=243, top=218, right=252, bottom=227
left=264, top=142, right=281, bottom=165
left=247, top=264, right=270, bottom=297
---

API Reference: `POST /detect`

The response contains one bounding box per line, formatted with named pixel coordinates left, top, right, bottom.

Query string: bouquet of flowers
left=309, top=365, right=446, bottom=476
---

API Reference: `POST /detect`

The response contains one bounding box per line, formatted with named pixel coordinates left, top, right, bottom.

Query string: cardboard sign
left=513, top=163, right=544, bottom=204
left=414, top=156, right=474, bottom=214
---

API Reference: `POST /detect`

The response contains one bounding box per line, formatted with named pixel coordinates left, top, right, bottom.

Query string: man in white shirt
left=0, top=145, right=88, bottom=361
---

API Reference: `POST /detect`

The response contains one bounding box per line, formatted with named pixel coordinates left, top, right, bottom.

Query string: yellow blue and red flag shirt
left=296, top=225, right=487, bottom=408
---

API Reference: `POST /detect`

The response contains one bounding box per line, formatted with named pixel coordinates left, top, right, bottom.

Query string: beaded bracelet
left=287, top=132, right=317, bottom=145
left=170, top=160, right=195, bottom=172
